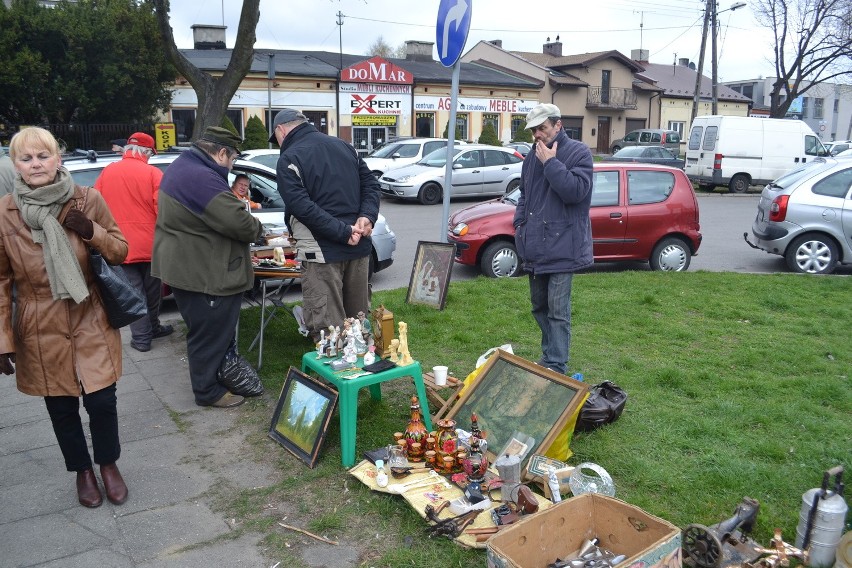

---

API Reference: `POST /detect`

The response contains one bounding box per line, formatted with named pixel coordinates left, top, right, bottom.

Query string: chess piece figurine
left=389, top=338, right=400, bottom=363
left=327, top=325, right=338, bottom=357
left=316, top=329, right=327, bottom=359
left=398, top=321, right=413, bottom=366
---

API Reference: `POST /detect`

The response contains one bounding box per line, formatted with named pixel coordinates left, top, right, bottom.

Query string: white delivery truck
left=684, top=116, right=827, bottom=193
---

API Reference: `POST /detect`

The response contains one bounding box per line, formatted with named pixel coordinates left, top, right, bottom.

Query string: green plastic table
left=301, top=353, right=433, bottom=467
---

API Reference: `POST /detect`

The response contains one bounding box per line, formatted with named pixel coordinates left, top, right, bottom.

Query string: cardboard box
left=487, top=494, right=682, bottom=568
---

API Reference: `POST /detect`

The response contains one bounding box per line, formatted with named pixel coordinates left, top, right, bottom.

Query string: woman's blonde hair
left=8, top=127, right=61, bottom=161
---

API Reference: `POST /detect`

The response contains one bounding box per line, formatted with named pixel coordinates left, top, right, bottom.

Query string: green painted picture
left=269, top=367, right=338, bottom=468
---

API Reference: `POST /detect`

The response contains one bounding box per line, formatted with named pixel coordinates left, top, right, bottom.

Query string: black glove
left=64, top=209, right=94, bottom=240
left=0, top=353, right=16, bottom=375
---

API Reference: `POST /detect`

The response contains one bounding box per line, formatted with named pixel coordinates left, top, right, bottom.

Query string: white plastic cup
left=433, top=365, right=448, bottom=386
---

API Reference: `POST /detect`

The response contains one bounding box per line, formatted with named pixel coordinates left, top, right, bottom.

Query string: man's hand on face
left=536, top=140, right=558, bottom=164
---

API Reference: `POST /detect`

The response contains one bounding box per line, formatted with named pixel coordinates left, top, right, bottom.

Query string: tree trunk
left=152, top=0, right=260, bottom=141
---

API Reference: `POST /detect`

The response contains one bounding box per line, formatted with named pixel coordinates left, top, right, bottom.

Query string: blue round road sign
left=436, top=0, right=472, bottom=67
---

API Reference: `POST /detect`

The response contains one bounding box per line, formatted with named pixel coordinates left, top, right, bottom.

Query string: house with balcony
left=462, top=39, right=663, bottom=153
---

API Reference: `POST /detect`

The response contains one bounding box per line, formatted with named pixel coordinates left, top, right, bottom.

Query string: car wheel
left=610, top=146, right=621, bottom=154
left=505, top=179, right=520, bottom=193
left=649, top=237, right=691, bottom=271
left=784, top=234, right=838, bottom=274
left=480, top=241, right=521, bottom=278
left=728, top=173, right=750, bottom=193
left=418, top=182, right=442, bottom=205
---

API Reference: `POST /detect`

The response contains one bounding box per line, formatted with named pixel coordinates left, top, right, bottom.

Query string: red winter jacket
left=94, top=152, right=162, bottom=263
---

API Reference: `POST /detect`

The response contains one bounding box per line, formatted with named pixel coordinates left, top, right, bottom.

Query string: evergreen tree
left=512, top=121, right=533, bottom=143
left=441, top=120, right=464, bottom=141
left=478, top=122, right=500, bottom=146
left=219, top=114, right=242, bottom=151
left=243, top=115, right=268, bottom=150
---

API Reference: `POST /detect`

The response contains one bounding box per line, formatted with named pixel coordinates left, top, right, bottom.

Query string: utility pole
left=336, top=11, right=344, bottom=140
left=691, top=0, right=712, bottom=125
left=711, top=0, right=719, bottom=114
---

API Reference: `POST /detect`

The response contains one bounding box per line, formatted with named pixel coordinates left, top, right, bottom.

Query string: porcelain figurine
left=398, top=321, right=413, bottom=366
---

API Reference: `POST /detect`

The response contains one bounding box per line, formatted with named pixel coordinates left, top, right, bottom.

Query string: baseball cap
left=127, top=132, right=156, bottom=154
left=268, top=108, right=308, bottom=143
left=525, top=103, right=561, bottom=129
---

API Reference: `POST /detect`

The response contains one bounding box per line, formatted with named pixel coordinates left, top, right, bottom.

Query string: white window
left=667, top=121, right=685, bottom=138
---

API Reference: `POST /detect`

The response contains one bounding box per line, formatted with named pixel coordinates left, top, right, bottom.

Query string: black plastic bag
left=217, top=343, right=264, bottom=397
left=576, top=381, right=627, bottom=432
left=89, top=250, right=146, bottom=328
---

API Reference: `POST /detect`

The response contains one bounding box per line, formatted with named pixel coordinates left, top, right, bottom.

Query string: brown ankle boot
left=76, top=468, right=103, bottom=508
left=99, top=463, right=128, bottom=505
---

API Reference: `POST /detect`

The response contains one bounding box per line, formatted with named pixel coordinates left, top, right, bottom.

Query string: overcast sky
left=166, top=0, right=777, bottom=82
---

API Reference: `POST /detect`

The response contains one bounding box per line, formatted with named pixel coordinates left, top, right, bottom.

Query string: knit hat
left=199, top=127, right=242, bottom=151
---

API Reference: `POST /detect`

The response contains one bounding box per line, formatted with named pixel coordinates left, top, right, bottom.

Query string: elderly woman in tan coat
left=0, top=127, right=130, bottom=508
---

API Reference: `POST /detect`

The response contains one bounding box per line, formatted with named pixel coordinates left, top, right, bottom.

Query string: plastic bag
left=575, top=381, right=627, bottom=432
left=89, top=250, right=146, bottom=328
left=217, top=343, right=264, bottom=397
left=475, top=343, right=513, bottom=368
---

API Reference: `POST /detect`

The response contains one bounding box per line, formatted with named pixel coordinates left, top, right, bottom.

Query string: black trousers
left=171, top=288, right=242, bottom=406
left=121, top=262, right=163, bottom=347
left=44, top=384, right=120, bottom=472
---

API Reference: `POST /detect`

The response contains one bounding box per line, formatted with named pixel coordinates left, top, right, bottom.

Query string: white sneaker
left=292, top=305, right=309, bottom=337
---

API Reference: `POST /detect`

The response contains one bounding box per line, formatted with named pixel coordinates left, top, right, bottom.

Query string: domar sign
left=340, top=56, right=413, bottom=85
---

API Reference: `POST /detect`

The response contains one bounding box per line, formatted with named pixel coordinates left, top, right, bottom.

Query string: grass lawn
left=229, top=271, right=850, bottom=567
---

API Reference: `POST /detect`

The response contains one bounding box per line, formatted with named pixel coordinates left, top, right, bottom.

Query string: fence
left=4, top=123, right=155, bottom=153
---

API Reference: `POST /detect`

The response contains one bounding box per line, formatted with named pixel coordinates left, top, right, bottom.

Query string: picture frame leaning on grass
left=406, top=240, right=456, bottom=310
left=269, top=367, right=339, bottom=468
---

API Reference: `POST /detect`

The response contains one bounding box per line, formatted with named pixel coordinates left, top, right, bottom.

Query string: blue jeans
left=529, top=272, right=573, bottom=374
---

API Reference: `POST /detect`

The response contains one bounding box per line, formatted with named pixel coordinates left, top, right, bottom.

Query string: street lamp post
left=712, top=2, right=746, bottom=114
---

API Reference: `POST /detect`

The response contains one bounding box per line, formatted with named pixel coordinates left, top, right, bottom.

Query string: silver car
left=378, top=144, right=523, bottom=205
left=64, top=152, right=396, bottom=276
left=747, top=158, right=852, bottom=274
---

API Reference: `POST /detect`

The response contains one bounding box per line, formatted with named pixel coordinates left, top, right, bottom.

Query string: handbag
left=89, top=250, right=147, bottom=328
left=575, top=381, right=628, bottom=433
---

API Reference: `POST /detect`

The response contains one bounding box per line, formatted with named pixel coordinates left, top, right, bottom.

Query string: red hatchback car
left=448, top=163, right=702, bottom=277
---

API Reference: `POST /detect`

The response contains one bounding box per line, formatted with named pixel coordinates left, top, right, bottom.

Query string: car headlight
left=395, top=174, right=414, bottom=182
left=452, top=223, right=469, bottom=236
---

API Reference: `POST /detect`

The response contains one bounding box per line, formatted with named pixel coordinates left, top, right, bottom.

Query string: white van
left=684, top=116, right=827, bottom=193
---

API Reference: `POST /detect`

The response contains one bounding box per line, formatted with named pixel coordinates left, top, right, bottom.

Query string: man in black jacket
left=271, top=109, right=380, bottom=343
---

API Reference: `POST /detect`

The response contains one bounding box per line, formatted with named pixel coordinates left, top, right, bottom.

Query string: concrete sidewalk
left=0, top=321, right=291, bottom=567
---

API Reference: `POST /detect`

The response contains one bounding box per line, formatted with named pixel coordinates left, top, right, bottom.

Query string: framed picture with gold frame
left=446, top=350, right=589, bottom=463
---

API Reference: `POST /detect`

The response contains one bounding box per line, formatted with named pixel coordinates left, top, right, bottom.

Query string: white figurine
left=363, top=345, right=377, bottom=366
left=316, top=329, right=326, bottom=359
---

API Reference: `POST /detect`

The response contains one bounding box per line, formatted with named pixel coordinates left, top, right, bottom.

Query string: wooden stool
left=422, top=372, right=464, bottom=421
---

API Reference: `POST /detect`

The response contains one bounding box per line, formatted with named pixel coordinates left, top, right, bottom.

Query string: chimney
left=488, top=39, right=503, bottom=48
left=191, top=24, right=226, bottom=50
left=405, top=40, right=435, bottom=62
left=543, top=38, right=562, bottom=57
left=631, top=48, right=649, bottom=62
left=678, top=58, right=690, bottom=67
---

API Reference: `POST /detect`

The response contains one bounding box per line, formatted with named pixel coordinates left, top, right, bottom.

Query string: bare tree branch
left=754, top=0, right=852, bottom=117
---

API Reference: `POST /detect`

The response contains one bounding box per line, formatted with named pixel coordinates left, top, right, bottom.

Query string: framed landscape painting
left=269, top=367, right=338, bottom=468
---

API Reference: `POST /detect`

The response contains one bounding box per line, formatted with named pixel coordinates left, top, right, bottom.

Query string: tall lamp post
left=712, top=1, right=746, bottom=114
left=692, top=1, right=746, bottom=123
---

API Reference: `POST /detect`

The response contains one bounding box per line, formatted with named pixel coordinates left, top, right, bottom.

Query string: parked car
left=609, top=129, right=682, bottom=155
left=448, top=163, right=702, bottom=277
left=363, top=137, right=460, bottom=179
left=824, top=140, right=852, bottom=156
left=746, top=157, right=852, bottom=274
left=504, top=142, right=532, bottom=157
left=240, top=148, right=280, bottom=169
left=378, top=144, right=523, bottom=205
left=65, top=152, right=396, bottom=276
left=603, top=146, right=684, bottom=168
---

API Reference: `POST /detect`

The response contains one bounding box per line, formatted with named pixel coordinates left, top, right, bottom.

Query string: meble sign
left=340, top=56, right=413, bottom=84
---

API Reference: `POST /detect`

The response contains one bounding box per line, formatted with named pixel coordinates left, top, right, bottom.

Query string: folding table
left=245, top=267, right=301, bottom=368
left=301, top=352, right=433, bottom=467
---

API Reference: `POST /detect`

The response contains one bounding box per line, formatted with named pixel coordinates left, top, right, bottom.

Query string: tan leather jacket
left=0, top=185, right=129, bottom=396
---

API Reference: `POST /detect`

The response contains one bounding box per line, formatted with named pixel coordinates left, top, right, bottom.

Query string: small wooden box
left=371, top=305, right=395, bottom=359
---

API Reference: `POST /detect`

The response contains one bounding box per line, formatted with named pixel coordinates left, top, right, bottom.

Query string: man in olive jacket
left=152, top=127, right=263, bottom=408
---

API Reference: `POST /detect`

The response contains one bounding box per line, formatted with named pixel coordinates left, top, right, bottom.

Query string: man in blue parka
left=513, top=103, right=594, bottom=374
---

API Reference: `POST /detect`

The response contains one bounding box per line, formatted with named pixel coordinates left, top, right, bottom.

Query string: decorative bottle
left=375, top=459, right=388, bottom=488
left=402, top=396, right=428, bottom=462
left=434, top=418, right=459, bottom=473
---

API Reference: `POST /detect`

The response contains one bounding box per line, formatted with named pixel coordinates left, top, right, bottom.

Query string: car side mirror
left=453, top=163, right=463, bottom=169
left=392, top=153, right=401, bottom=159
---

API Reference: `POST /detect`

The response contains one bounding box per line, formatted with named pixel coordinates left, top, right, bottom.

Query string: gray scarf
left=13, top=167, right=89, bottom=303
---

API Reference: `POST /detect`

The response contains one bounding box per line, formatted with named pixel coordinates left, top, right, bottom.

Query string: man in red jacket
left=95, top=132, right=173, bottom=352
